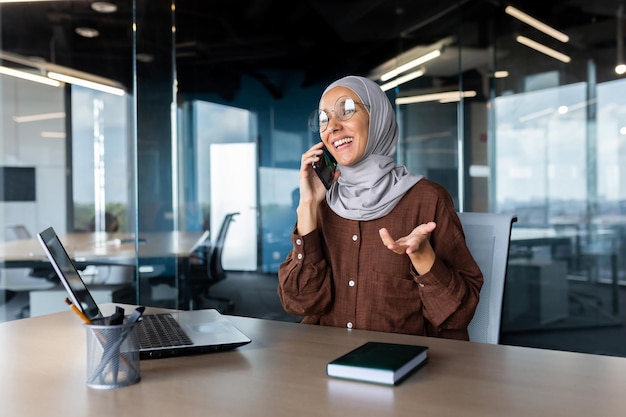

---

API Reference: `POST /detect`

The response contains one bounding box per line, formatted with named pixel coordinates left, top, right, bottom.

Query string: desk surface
left=2, top=304, right=626, bottom=417
left=0, top=231, right=205, bottom=266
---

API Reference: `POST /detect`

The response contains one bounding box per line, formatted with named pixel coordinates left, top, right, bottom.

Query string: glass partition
left=2, top=0, right=626, bottom=359
left=0, top=0, right=137, bottom=319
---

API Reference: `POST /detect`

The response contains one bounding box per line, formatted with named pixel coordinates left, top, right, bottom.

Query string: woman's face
left=319, top=86, right=369, bottom=166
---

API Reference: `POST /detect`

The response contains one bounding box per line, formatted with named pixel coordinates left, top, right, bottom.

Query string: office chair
left=87, top=211, right=120, bottom=232
left=0, top=271, right=17, bottom=306
left=458, top=212, right=518, bottom=344
left=184, top=212, right=240, bottom=312
left=5, top=225, right=58, bottom=282
left=6, top=224, right=31, bottom=240
left=149, top=212, right=240, bottom=312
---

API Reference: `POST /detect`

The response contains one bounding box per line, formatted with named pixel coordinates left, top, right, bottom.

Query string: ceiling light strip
left=47, top=71, right=125, bottom=96
left=505, top=5, right=569, bottom=43
left=380, top=69, right=425, bottom=92
left=380, top=50, right=441, bottom=82
left=13, top=112, right=66, bottom=123
left=40, top=131, right=66, bottom=138
left=516, top=35, right=571, bottom=63
left=0, top=66, right=61, bottom=87
left=396, top=91, right=477, bottom=105
left=438, top=91, right=477, bottom=103
left=91, top=2, right=118, bottom=13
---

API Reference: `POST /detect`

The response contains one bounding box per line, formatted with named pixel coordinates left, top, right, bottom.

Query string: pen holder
left=84, top=318, right=141, bottom=389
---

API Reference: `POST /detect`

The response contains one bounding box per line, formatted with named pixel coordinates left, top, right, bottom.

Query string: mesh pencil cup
left=84, top=318, right=141, bottom=389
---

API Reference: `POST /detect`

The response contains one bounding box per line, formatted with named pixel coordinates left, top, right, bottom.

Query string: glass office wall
left=0, top=0, right=138, bottom=318
left=491, top=16, right=626, bottom=344
left=382, top=2, right=626, bottom=352
left=180, top=100, right=258, bottom=271
left=2, top=0, right=626, bottom=358
left=71, top=85, right=132, bottom=234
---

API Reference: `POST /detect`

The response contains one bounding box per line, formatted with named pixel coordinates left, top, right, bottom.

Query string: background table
left=0, top=231, right=205, bottom=267
left=0, top=232, right=205, bottom=314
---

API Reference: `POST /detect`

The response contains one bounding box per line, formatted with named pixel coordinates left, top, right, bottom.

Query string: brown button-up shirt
left=277, top=179, right=483, bottom=340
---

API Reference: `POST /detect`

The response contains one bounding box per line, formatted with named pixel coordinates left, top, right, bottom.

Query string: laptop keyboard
left=135, top=313, right=194, bottom=349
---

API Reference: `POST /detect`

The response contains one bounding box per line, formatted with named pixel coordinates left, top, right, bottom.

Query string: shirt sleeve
left=410, top=187, right=484, bottom=339
left=277, top=224, right=334, bottom=319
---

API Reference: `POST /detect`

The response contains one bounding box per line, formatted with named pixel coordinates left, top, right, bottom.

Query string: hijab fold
left=322, top=76, right=422, bottom=221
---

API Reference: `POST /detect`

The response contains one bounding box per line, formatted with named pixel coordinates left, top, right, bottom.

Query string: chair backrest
left=208, top=212, right=240, bottom=284
left=188, top=230, right=211, bottom=259
left=6, top=225, right=31, bottom=240
left=458, top=212, right=518, bottom=344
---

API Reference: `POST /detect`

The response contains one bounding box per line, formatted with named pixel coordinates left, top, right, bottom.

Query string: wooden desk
left=2, top=304, right=626, bottom=416
left=0, top=231, right=206, bottom=267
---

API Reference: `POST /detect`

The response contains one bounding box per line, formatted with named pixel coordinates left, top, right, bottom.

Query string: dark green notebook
left=326, top=341, right=428, bottom=386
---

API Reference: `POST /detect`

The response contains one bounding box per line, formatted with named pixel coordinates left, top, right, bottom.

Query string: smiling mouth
left=333, top=137, right=353, bottom=148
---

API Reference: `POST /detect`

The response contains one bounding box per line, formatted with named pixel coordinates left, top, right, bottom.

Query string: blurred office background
left=2, top=0, right=626, bottom=356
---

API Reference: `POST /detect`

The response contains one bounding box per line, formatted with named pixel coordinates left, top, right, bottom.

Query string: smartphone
left=312, top=146, right=337, bottom=190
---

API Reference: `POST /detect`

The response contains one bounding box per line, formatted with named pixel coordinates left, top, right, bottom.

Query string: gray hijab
left=322, top=75, right=422, bottom=221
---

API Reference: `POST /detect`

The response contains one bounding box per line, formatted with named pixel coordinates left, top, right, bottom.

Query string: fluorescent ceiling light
left=505, top=5, right=569, bottom=43
left=380, top=49, right=441, bottom=82
left=516, top=35, right=571, bottom=63
left=438, top=93, right=477, bottom=104
left=40, top=131, right=66, bottom=138
left=494, top=70, right=509, bottom=78
left=379, top=69, right=425, bottom=92
left=47, top=71, right=125, bottom=96
left=91, top=1, right=118, bottom=13
left=13, top=112, right=66, bottom=123
left=75, top=27, right=100, bottom=38
left=1, top=50, right=126, bottom=95
left=396, top=90, right=477, bottom=105
left=0, top=66, right=61, bottom=87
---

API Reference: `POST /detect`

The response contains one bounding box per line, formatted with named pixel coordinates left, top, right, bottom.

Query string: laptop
left=36, top=226, right=251, bottom=359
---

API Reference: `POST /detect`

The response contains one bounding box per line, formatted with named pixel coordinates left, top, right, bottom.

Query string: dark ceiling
left=0, top=0, right=622, bottom=100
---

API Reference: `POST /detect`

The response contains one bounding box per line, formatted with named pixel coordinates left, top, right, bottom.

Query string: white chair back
left=458, top=212, right=517, bottom=344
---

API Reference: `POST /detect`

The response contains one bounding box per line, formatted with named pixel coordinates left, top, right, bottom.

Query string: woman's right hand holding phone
left=296, top=143, right=334, bottom=235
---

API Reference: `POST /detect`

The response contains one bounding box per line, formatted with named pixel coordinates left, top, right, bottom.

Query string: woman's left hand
left=379, top=222, right=435, bottom=254
left=379, top=222, right=437, bottom=274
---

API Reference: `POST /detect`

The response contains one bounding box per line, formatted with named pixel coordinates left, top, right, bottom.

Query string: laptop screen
left=37, top=227, right=102, bottom=320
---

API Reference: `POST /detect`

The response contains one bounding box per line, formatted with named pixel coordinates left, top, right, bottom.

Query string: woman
left=278, top=75, right=482, bottom=340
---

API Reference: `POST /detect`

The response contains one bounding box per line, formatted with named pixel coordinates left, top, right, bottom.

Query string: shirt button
left=297, top=253, right=303, bottom=260
left=296, top=239, right=302, bottom=246
left=352, top=235, right=358, bottom=241
left=348, top=280, right=355, bottom=287
left=346, top=322, right=353, bottom=329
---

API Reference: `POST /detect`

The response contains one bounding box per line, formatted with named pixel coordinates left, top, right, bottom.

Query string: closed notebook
left=326, top=341, right=428, bottom=386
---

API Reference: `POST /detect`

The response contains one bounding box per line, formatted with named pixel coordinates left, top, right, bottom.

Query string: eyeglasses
left=308, top=96, right=369, bottom=133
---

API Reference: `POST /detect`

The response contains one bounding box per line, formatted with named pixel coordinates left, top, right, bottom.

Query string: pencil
left=64, top=297, right=93, bottom=324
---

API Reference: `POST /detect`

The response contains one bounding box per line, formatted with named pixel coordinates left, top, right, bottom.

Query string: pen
left=64, top=297, right=93, bottom=324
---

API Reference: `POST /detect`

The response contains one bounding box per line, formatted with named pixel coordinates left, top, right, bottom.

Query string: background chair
left=458, top=212, right=518, bottom=344
left=5, top=225, right=57, bottom=282
left=0, top=271, right=17, bottom=306
left=3, top=225, right=57, bottom=318
left=6, top=224, right=31, bottom=240
left=87, top=211, right=120, bottom=232
left=184, top=212, right=240, bottom=312
left=149, top=212, right=240, bottom=312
